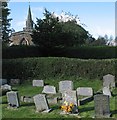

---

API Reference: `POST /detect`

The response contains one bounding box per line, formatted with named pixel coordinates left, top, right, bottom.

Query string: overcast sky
left=8, top=2, right=115, bottom=39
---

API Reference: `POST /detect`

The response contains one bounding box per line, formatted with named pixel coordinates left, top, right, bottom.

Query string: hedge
left=2, top=57, right=116, bottom=82
left=2, top=46, right=117, bottom=59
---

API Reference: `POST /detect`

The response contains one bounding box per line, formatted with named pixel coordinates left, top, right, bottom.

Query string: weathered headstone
left=47, top=97, right=58, bottom=105
left=77, top=87, right=93, bottom=96
left=62, top=90, right=78, bottom=113
left=32, top=80, right=44, bottom=87
left=103, top=74, right=115, bottom=88
left=59, top=80, right=73, bottom=93
left=94, top=94, right=110, bottom=118
left=33, top=94, right=51, bottom=112
left=0, top=79, right=7, bottom=86
left=42, top=85, right=56, bottom=94
left=6, top=91, right=20, bottom=108
left=103, top=87, right=111, bottom=97
left=10, top=79, right=20, bottom=85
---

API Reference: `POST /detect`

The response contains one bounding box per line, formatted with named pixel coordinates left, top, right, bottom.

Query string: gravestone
left=1, top=84, right=12, bottom=91
left=94, top=94, right=110, bottom=118
left=21, top=96, right=33, bottom=103
left=6, top=91, right=20, bottom=108
left=47, top=97, right=58, bottom=105
left=0, top=79, right=7, bottom=86
left=33, top=94, right=51, bottom=112
left=10, top=79, right=20, bottom=85
left=59, top=80, right=73, bottom=93
left=77, top=87, right=93, bottom=96
left=33, top=80, right=44, bottom=87
left=103, top=74, right=115, bottom=88
left=103, top=87, right=111, bottom=97
left=42, top=85, right=56, bottom=94
left=62, top=90, right=78, bottom=113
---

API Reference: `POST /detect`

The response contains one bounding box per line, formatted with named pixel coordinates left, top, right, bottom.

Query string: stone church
left=9, top=5, right=34, bottom=46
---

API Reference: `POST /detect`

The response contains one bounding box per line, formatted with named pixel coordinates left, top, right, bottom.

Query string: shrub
left=2, top=57, right=116, bottom=82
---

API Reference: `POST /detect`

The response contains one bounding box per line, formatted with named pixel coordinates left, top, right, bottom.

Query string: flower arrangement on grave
left=61, top=101, right=74, bottom=113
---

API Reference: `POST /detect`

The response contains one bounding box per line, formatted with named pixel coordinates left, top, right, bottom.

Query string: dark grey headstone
left=0, top=79, right=7, bottom=86
left=33, top=94, right=50, bottom=112
left=42, top=85, right=56, bottom=94
left=94, top=94, right=110, bottom=118
left=77, top=87, right=93, bottom=96
left=103, top=74, right=115, bottom=88
left=33, top=80, right=44, bottom=87
left=10, top=79, right=20, bottom=85
left=103, top=87, right=111, bottom=97
left=62, top=90, right=78, bottom=113
left=59, top=80, right=73, bottom=93
left=7, top=91, right=20, bottom=108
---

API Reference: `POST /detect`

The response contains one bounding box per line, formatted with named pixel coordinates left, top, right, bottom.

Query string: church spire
left=25, top=4, right=33, bottom=31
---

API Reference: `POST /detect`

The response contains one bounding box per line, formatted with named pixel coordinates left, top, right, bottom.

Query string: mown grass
left=1, top=78, right=117, bottom=119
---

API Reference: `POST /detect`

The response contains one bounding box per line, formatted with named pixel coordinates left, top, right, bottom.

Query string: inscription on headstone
left=103, top=74, right=115, bottom=88
left=33, top=80, right=44, bottom=87
left=33, top=94, right=50, bottom=112
left=7, top=91, right=20, bottom=108
left=94, top=94, right=110, bottom=118
left=77, top=87, right=93, bottom=96
left=42, top=85, right=56, bottom=94
left=59, top=80, right=73, bottom=93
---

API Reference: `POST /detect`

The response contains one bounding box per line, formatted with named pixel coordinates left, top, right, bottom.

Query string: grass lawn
left=1, top=78, right=117, bottom=119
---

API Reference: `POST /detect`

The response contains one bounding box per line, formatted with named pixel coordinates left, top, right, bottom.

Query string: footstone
left=59, top=80, right=73, bottom=93
left=42, top=85, right=56, bottom=94
left=7, top=91, right=20, bottom=108
left=33, top=80, right=44, bottom=87
left=77, top=87, right=93, bottom=96
left=94, top=94, right=110, bottom=118
left=103, top=74, right=115, bottom=88
left=21, top=96, right=33, bottom=103
left=33, top=94, right=50, bottom=112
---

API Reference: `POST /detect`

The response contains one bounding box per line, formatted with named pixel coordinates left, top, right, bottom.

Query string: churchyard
left=1, top=75, right=117, bottom=119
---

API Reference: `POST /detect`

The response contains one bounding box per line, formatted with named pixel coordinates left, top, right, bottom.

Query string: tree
left=32, top=9, right=89, bottom=49
left=1, top=1, right=12, bottom=41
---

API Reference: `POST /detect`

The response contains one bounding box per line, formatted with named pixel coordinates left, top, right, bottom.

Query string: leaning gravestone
left=77, top=87, right=93, bottom=96
left=103, top=74, right=115, bottom=88
left=103, top=87, right=111, bottom=97
left=42, top=85, right=56, bottom=94
left=6, top=91, right=20, bottom=108
left=33, top=80, right=44, bottom=87
left=94, top=94, right=110, bottom=118
left=10, top=79, right=20, bottom=85
left=59, top=80, right=73, bottom=93
left=33, top=94, right=51, bottom=112
left=62, top=90, right=78, bottom=113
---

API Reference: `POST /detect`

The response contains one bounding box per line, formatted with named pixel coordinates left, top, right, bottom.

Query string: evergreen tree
left=2, top=1, right=12, bottom=41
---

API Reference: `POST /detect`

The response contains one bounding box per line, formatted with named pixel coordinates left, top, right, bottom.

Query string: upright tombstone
left=10, top=79, right=20, bottom=85
left=59, top=80, right=73, bottom=93
left=94, top=94, right=110, bottom=118
left=6, top=91, right=20, bottom=108
left=33, top=94, right=50, bottom=112
left=62, top=90, right=78, bottom=113
left=32, top=80, right=44, bottom=87
left=77, top=87, right=93, bottom=96
left=103, top=87, right=111, bottom=97
left=42, top=85, right=56, bottom=94
left=103, top=74, right=115, bottom=88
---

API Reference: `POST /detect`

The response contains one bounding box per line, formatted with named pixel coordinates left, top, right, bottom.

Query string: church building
left=9, top=5, right=34, bottom=46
